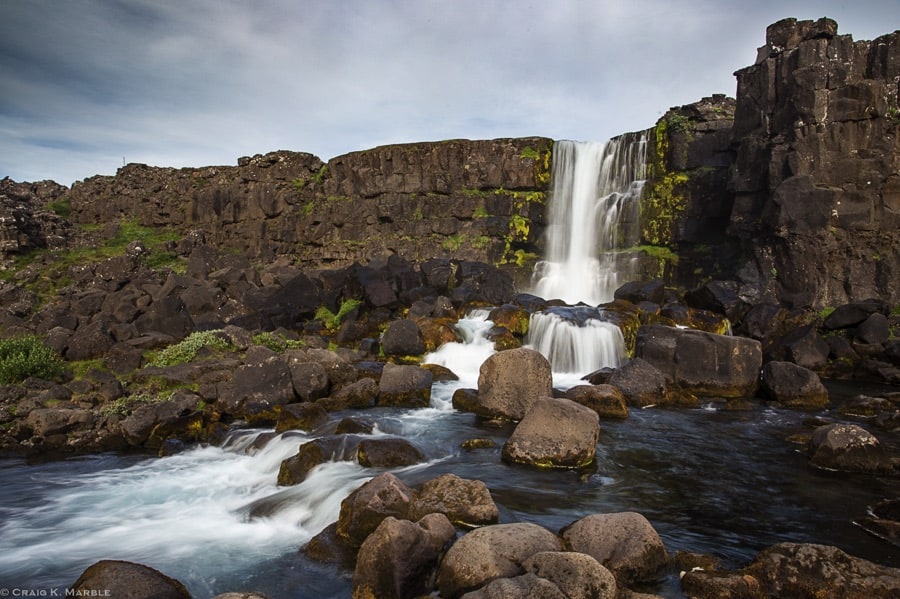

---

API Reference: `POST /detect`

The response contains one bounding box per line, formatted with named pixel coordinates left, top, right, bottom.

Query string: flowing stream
left=1, top=140, right=898, bottom=597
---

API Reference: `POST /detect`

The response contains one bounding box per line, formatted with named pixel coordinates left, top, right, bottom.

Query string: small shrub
left=0, top=335, right=64, bottom=384
left=102, top=391, right=168, bottom=417
left=147, top=330, right=231, bottom=367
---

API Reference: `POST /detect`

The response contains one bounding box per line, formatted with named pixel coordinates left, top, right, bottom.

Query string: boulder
left=120, top=393, right=200, bottom=447
left=273, top=402, right=328, bottom=433
left=856, top=313, right=890, bottom=345
left=459, top=573, right=564, bottom=598
left=501, top=397, right=600, bottom=469
left=521, top=551, right=617, bottom=599
left=681, top=542, right=900, bottom=598
left=408, top=473, right=499, bottom=526
left=277, top=435, right=361, bottom=486
left=560, top=512, right=668, bottom=585
left=329, top=377, right=380, bottom=409
left=352, top=513, right=456, bottom=599
left=807, top=423, right=893, bottom=474
left=287, top=360, right=330, bottom=402
left=824, top=301, right=885, bottom=330
left=26, top=408, right=95, bottom=437
left=378, top=363, right=432, bottom=408
left=381, top=319, right=426, bottom=356
left=614, top=278, right=666, bottom=305
left=683, top=279, right=749, bottom=323
left=336, top=472, right=416, bottom=547
left=357, top=438, right=426, bottom=468
left=563, top=384, right=629, bottom=419
left=607, top=358, right=668, bottom=407
left=436, top=522, right=563, bottom=598
left=759, top=361, right=829, bottom=408
left=217, top=357, right=295, bottom=419
left=771, top=324, right=830, bottom=370
left=70, top=559, right=190, bottom=599
left=635, top=324, right=762, bottom=398
left=476, top=348, right=553, bottom=420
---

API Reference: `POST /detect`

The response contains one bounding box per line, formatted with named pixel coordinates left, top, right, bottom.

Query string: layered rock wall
left=64, top=138, right=552, bottom=270
left=728, top=18, right=900, bottom=308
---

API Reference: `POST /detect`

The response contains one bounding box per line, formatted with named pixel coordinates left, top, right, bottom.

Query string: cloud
left=1, top=0, right=898, bottom=185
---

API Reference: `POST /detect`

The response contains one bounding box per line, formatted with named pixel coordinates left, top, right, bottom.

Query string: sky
left=1, top=0, right=898, bottom=186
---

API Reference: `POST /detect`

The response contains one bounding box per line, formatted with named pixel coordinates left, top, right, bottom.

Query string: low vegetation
left=0, top=335, right=65, bottom=384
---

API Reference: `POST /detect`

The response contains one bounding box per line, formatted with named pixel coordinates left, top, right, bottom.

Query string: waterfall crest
left=530, top=135, right=647, bottom=306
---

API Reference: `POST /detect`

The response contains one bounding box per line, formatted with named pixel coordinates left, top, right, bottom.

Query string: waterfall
left=530, top=135, right=647, bottom=306
left=524, top=135, right=648, bottom=376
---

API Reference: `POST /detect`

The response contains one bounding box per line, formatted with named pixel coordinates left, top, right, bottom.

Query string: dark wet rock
left=807, top=423, right=893, bottom=474
left=302, top=522, right=356, bottom=567
left=217, top=357, right=295, bottom=419
left=71, top=559, right=190, bottom=599
left=286, top=360, right=330, bottom=402
left=274, top=402, right=328, bottom=433
left=436, top=522, right=563, bottom=599
left=337, top=472, right=416, bottom=548
left=502, top=397, right=599, bottom=469
left=334, top=416, right=375, bottom=434
left=614, top=279, right=666, bottom=305
left=488, top=304, right=531, bottom=336
left=378, top=363, right=432, bottom=408
left=635, top=324, right=761, bottom=398
left=683, top=279, right=749, bottom=323
left=608, top=358, right=668, bottom=407
left=824, top=300, right=886, bottom=330
left=26, top=408, right=95, bottom=437
left=357, top=437, right=426, bottom=468
left=380, top=318, right=427, bottom=356
left=451, top=388, right=479, bottom=412
left=856, top=313, right=890, bottom=345
left=277, top=434, right=361, bottom=486
left=855, top=498, right=900, bottom=547
left=352, top=513, right=456, bottom=599
left=408, top=473, right=499, bottom=526
left=120, top=392, right=200, bottom=448
left=737, top=302, right=787, bottom=340
left=563, top=384, right=629, bottom=419
left=329, top=377, right=379, bottom=409
left=760, top=361, right=829, bottom=408
left=560, top=512, right=668, bottom=586
left=475, top=348, right=552, bottom=420
left=681, top=542, right=900, bottom=598
left=770, top=324, right=830, bottom=370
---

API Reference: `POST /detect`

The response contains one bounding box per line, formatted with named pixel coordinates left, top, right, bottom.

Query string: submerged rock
left=807, top=423, right=893, bottom=474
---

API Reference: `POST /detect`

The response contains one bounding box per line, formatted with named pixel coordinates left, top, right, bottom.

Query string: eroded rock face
left=728, top=18, right=900, bottom=308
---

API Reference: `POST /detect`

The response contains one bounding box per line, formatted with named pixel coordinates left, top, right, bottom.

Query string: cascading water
left=525, top=135, right=647, bottom=375
left=530, top=135, right=647, bottom=306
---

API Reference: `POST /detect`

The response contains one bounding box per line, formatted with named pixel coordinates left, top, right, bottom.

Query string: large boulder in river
left=408, top=473, right=499, bottom=526
left=635, top=324, right=761, bottom=398
left=475, top=348, right=552, bottom=420
left=501, top=397, right=600, bottom=469
left=807, top=423, right=893, bottom=474
left=681, top=542, right=900, bottom=598
left=378, top=363, right=433, bottom=408
left=337, top=472, right=416, bottom=548
left=560, top=512, right=668, bottom=586
left=71, top=559, right=190, bottom=598
left=436, top=522, right=563, bottom=598
left=607, top=358, right=669, bottom=407
left=759, top=361, right=828, bottom=408
left=352, top=513, right=456, bottom=599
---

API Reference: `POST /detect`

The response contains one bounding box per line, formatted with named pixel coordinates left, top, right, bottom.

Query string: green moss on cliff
left=641, top=117, right=690, bottom=246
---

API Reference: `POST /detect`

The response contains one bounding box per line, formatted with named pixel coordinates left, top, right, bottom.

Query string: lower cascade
left=524, top=307, right=626, bottom=375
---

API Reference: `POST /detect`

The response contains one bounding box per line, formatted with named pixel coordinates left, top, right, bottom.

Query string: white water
left=525, top=310, right=626, bottom=377
left=530, top=136, right=647, bottom=306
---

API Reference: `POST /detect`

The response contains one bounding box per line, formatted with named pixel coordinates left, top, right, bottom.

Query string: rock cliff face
left=644, top=18, right=899, bottom=309
left=729, top=17, right=899, bottom=308
left=64, top=138, right=552, bottom=271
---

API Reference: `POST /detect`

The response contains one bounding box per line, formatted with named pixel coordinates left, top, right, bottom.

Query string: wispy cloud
left=1, top=0, right=897, bottom=185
